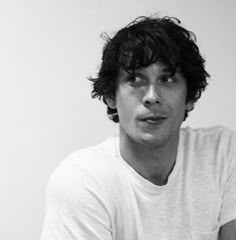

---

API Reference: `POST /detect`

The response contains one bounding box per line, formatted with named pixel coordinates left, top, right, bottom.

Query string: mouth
left=139, top=116, right=167, bottom=125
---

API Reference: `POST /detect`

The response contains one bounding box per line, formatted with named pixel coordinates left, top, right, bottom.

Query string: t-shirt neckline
left=114, top=132, right=184, bottom=194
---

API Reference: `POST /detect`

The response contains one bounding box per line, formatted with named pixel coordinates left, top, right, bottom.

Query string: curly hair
left=88, top=16, right=209, bottom=122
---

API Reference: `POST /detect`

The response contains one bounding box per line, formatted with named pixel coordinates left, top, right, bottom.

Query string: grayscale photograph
left=1, top=0, right=236, bottom=240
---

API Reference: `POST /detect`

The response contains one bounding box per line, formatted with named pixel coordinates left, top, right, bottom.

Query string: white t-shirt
left=40, top=126, right=236, bottom=240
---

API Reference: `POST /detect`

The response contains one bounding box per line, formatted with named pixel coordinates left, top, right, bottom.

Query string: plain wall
left=0, top=0, right=235, bottom=239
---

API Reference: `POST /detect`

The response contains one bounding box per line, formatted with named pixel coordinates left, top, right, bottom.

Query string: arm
left=219, top=219, right=236, bottom=240
left=219, top=129, right=236, bottom=239
left=40, top=164, right=113, bottom=240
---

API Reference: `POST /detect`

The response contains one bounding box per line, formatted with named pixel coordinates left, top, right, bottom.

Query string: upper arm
left=219, top=219, right=236, bottom=240
left=40, top=165, right=113, bottom=240
left=219, top=129, right=236, bottom=226
left=218, top=129, right=236, bottom=239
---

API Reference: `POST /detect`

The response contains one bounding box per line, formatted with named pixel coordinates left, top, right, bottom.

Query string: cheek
left=116, top=93, right=139, bottom=127
left=175, top=95, right=188, bottom=118
left=116, top=94, right=131, bottom=120
left=166, top=90, right=187, bottom=115
left=116, top=88, right=137, bottom=112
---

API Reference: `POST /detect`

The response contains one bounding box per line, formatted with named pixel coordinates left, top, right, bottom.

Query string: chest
left=112, top=174, right=221, bottom=240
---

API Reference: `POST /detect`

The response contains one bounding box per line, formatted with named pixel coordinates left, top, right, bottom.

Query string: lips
left=139, top=115, right=167, bottom=124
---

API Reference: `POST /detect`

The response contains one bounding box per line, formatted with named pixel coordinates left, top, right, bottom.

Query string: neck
left=119, top=132, right=180, bottom=186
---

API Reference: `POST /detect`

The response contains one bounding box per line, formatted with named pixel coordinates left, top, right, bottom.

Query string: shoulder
left=180, top=125, right=236, bottom=186
left=181, top=124, right=234, bottom=137
left=59, top=135, right=119, bottom=173
left=42, top=139, right=117, bottom=238
left=179, top=125, right=236, bottom=181
left=46, top=135, right=121, bottom=201
left=180, top=125, right=236, bottom=150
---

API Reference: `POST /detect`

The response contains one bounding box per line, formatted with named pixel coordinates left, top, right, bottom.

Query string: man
left=40, top=16, right=236, bottom=239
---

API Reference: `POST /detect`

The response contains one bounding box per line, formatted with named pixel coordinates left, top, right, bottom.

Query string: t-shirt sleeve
left=219, top=129, right=236, bottom=226
left=40, top=163, right=113, bottom=240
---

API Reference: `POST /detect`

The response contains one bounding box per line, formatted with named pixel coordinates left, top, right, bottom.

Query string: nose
left=143, top=84, right=162, bottom=106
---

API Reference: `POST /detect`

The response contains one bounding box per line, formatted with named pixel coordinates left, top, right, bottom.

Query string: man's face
left=108, top=61, right=193, bottom=147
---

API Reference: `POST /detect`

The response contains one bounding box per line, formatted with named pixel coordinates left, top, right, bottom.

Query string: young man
left=40, top=16, right=236, bottom=240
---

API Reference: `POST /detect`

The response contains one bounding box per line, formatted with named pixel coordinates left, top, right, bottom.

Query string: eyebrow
left=134, top=67, right=173, bottom=75
left=120, top=64, right=176, bottom=78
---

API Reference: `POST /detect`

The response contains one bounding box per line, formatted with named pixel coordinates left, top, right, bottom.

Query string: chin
left=135, top=132, right=168, bottom=147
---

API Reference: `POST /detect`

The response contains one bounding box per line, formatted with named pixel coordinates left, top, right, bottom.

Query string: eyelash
left=127, top=75, right=142, bottom=82
left=160, top=76, right=175, bottom=83
left=127, top=75, right=175, bottom=84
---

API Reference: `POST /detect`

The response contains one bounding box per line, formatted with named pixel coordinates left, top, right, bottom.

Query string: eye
left=127, top=73, right=144, bottom=85
left=129, top=75, right=142, bottom=82
left=160, top=75, right=175, bottom=84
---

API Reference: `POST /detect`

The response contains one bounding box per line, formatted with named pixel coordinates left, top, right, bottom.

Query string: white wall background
left=0, top=0, right=235, bottom=239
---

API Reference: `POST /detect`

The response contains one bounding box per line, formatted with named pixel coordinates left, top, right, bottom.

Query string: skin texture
left=106, top=61, right=193, bottom=185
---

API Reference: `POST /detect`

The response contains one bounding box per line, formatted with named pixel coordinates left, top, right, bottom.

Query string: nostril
left=143, top=93, right=161, bottom=105
left=144, top=99, right=160, bottom=105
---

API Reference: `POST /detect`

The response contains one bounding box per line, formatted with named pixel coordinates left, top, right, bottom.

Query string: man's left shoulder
left=181, top=125, right=236, bottom=146
left=180, top=125, right=236, bottom=172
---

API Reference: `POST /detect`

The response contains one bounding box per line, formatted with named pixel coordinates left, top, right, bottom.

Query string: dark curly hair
left=88, top=16, right=209, bottom=122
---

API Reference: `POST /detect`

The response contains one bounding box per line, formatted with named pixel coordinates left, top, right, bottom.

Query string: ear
left=105, top=95, right=116, bottom=109
left=185, top=101, right=194, bottom=111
